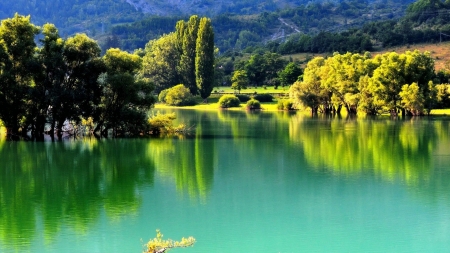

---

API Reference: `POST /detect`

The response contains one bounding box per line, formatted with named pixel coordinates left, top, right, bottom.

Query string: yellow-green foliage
left=277, top=99, right=295, bottom=110
left=218, top=94, right=241, bottom=108
left=148, top=112, right=176, bottom=133
left=163, top=84, right=196, bottom=106
left=144, top=230, right=195, bottom=253
left=246, top=98, right=261, bottom=110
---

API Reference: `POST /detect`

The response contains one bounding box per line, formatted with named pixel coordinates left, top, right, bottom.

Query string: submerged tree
left=97, top=48, right=155, bottom=137
left=144, top=230, right=195, bottom=253
left=0, top=14, right=40, bottom=140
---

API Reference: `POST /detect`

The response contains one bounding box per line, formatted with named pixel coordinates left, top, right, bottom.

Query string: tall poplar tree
left=179, top=15, right=200, bottom=95
left=195, top=17, right=215, bottom=100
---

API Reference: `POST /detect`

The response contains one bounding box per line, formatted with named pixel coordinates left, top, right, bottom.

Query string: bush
left=246, top=98, right=261, bottom=110
left=218, top=95, right=241, bottom=108
left=253, top=93, right=273, bottom=102
left=236, top=94, right=251, bottom=102
left=277, top=99, right=295, bottom=110
left=164, top=84, right=196, bottom=106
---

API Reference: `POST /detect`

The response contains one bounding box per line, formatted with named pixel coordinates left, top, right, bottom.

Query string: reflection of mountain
left=290, top=116, right=450, bottom=202
left=0, top=139, right=155, bottom=249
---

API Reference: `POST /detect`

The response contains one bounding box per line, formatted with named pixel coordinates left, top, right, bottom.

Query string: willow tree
left=195, top=17, right=215, bottom=101
left=290, top=57, right=330, bottom=115
left=0, top=14, right=40, bottom=140
left=322, top=52, right=371, bottom=115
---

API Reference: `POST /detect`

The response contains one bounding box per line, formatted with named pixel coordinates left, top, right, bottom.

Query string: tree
left=34, top=23, right=65, bottom=140
left=0, top=14, right=40, bottom=140
left=141, top=33, right=181, bottom=94
left=399, top=82, right=425, bottom=115
left=179, top=15, right=200, bottom=95
left=162, top=84, right=196, bottom=106
left=278, top=62, right=303, bottom=87
left=144, top=230, right=195, bottom=253
left=321, top=52, right=371, bottom=115
left=372, top=52, right=407, bottom=115
left=231, top=70, right=249, bottom=93
left=290, top=57, right=330, bottom=115
left=244, top=54, right=266, bottom=87
left=195, top=17, right=215, bottom=101
left=97, top=48, right=155, bottom=137
left=49, top=33, right=104, bottom=139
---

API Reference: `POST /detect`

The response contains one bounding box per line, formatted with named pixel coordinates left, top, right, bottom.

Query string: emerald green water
left=1, top=110, right=450, bottom=252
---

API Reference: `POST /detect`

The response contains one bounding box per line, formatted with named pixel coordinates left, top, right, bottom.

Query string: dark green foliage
left=218, top=95, right=241, bottom=108
left=0, top=14, right=40, bottom=139
left=246, top=98, right=261, bottom=110
left=236, top=94, right=251, bottom=102
left=279, top=62, right=303, bottom=87
left=253, top=94, right=273, bottom=102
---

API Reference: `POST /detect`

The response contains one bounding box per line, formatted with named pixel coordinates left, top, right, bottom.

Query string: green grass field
left=212, top=86, right=290, bottom=95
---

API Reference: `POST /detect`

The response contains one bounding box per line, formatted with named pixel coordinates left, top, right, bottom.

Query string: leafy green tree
left=163, top=84, right=196, bottom=106
left=278, top=62, right=303, bottom=87
left=399, top=82, right=425, bottom=115
left=321, top=52, right=371, bottom=115
left=372, top=52, right=407, bottom=114
left=290, top=57, right=330, bottom=115
left=0, top=14, right=40, bottom=140
left=195, top=17, right=215, bottom=101
left=244, top=54, right=266, bottom=87
left=33, top=23, right=65, bottom=140
left=50, top=33, right=104, bottom=139
left=97, top=48, right=155, bottom=137
left=231, top=70, right=249, bottom=93
left=141, top=33, right=181, bottom=94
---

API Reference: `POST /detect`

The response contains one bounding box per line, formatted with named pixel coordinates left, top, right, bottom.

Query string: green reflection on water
left=1, top=111, right=450, bottom=252
left=0, top=139, right=155, bottom=250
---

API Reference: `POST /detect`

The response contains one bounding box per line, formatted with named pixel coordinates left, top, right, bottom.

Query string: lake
left=1, top=109, right=450, bottom=252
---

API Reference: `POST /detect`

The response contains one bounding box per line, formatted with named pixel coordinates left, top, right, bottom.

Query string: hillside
left=110, top=0, right=414, bottom=53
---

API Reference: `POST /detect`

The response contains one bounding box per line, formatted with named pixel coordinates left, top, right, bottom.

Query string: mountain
left=123, top=0, right=298, bottom=15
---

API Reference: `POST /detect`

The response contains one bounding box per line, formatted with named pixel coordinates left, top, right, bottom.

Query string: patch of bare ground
left=370, top=42, right=450, bottom=71
left=284, top=42, right=450, bottom=70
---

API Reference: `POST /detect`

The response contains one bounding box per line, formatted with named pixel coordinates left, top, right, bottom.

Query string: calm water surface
left=1, top=110, right=450, bottom=252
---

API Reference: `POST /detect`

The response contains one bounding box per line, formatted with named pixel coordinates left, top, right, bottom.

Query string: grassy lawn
left=212, top=86, right=290, bottom=94
left=155, top=101, right=280, bottom=111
